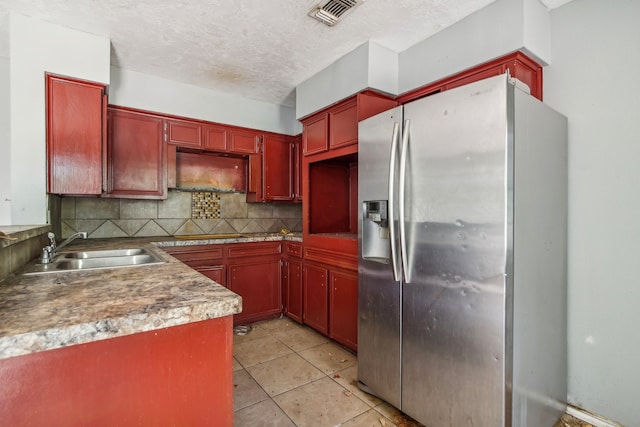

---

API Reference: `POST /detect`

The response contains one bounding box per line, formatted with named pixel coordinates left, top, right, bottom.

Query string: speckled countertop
left=0, top=233, right=302, bottom=360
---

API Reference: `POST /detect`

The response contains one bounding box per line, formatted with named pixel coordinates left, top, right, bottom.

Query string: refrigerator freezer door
left=400, top=74, right=510, bottom=426
left=358, top=106, right=403, bottom=408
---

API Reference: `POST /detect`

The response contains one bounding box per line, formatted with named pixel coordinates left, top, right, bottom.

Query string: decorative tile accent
left=191, top=192, right=221, bottom=220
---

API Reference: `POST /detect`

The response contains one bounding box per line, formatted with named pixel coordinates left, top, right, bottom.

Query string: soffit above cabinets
left=0, top=0, right=573, bottom=108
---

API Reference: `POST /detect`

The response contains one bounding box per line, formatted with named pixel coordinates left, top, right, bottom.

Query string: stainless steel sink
left=22, top=248, right=165, bottom=275
left=62, top=248, right=148, bottom=259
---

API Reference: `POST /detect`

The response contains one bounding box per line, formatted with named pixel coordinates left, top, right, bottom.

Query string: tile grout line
left=233, top=320, right=374, bottom=426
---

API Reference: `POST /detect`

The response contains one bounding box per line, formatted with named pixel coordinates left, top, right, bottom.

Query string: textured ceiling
left=0, top=0, right=573, bottom=107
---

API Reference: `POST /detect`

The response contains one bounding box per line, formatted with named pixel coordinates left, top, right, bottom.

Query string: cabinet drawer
left=286, top=242, right=302, bottom=258
left=164, top=246, right=224, bottom=264
left=226, top=242, right=282, bottom=258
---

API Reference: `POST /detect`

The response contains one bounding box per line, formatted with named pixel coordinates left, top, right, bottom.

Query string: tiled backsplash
left=0, top=226, right=51, bottom=280
left=60, top=191, right=302, bottom=239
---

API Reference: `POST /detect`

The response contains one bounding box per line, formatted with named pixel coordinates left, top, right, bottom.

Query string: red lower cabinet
left=0, top=317, right=234, bottom=426
left=303, top=263, right=329, bottom=335
left=283, top=258, right=303, bottom=323
left=329, top=268, right=358, bottom=350
left=164, top=242, right=283, bottom=325
left=228, top=259, right=281, bottom=325
left=302, top=247, right=358, bottom=351
left=196, top=265, right=227, bottom=287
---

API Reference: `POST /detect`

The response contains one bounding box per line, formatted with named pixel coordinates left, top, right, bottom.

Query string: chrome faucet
left=39, top=231, right=88, bottom=264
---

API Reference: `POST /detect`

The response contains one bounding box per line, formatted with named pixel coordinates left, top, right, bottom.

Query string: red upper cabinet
left=302, top=114, right=328, bottom=156
left=263, top=133, right=295, bottom=202
left=203, top=124, right=228, bottom=151
left=294, top=134, right=303, bottom=202
left=247, top=133, right=300, bottom=203
left=329, top=99, right=357, bottom=149
left=46, top=74, right=107, bottom=195
left=229, top=128, right=260, bottom=154
left=106, top=107, right=167, bottom=199
left=398, top=51, right=543, bottom=103
left=166, top=118, right=202, bottom=149
left=301, top=91, right=396, bottom=158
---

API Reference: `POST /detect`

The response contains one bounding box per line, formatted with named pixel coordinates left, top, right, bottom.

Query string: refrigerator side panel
left=401, top=74, right=509, bottom=426
left=357, top=107, right=403, bottom=408
left=512, top=89, right=568, bottom=426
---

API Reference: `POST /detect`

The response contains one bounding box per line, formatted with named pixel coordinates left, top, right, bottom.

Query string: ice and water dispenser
left=362, top=200, right=391, bottom=264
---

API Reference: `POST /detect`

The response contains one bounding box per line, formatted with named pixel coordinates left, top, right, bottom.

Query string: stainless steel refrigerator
left=357, top=74, right=567, bottom=426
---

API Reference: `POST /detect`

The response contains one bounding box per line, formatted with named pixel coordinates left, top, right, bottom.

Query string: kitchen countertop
left=0, top=232, right=301, bottom=360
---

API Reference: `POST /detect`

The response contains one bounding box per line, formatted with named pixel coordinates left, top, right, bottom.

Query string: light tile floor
left=233, top=317, right=423, bottom=427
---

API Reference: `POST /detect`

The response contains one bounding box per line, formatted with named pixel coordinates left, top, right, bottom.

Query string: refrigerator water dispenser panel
left=362, top=200, right=390, bottom=264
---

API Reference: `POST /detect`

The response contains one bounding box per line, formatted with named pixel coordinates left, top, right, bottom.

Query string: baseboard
left=566, top=405, right=623, bottom=427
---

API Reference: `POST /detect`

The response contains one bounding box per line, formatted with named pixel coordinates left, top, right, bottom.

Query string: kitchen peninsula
left=0, top=235, right=254, bottom=425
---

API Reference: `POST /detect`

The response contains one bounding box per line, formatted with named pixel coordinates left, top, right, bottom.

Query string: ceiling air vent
left=308, top=0, right=361, bottom=27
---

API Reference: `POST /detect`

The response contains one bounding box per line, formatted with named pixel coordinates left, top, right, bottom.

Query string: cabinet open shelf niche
left=308, top=153, right=358, bottom=238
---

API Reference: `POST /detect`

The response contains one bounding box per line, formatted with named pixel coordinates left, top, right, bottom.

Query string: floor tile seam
left=270, top=376, right=373, bottom=427
left=242, top=355, right=321, bottom=388
left=233, top=395, right=298, bottom=427
left=232, top=369, right=273, bottom=413
left=237, top=350, right=296, bottom=370
left=326, top=374, right=373, bottom=411
left=243, top=355, right=327, bottom=398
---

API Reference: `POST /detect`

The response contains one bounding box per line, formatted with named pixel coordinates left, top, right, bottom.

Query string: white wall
left=543, top=1, right=640, bottom=425
left=398, top=0, right=550, bottom=95
left=0, top=57, right=10, bottom=224
left=7, top=14, right=110, bottom=225
left=295, top=41, right=400, bottom=119
left=296, top=42, right=370, bottom=119
left=367, top=43, right=399, bottom=98
left=109, top=67, right=300, bottom=135
left=296, top=0, right=549, bottom=119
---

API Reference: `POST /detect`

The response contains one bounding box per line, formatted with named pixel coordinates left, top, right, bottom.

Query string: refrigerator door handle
left=388, top=122, right=401, bottom=282
left=399, top=119, right=410, bottom=283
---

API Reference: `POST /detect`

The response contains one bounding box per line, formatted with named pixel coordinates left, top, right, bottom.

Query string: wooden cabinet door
left=228, top=259, right=281, bottom=325
left=228, top=128, right=259, bottom=154
left=246, top=153, right=263, bottom=203
left=303, top=263, right=328, bottom=334
left=329, top=268, right=358, bottom=350
left=284, top=258, right=303, bottom=323
left=203, top=124, right=228, bottom=151
left=302, top=114, right=328, bottom=156
left=107, top=108, right=167, bottom=199
left=263, top=134, right=294, bottom=201
left=294, top=135, right=303, bottom=201
left=195, top=265, right=227, bottom=287
left=329, top=100, right=358, bottom=149
left=166, top=118, right=202, bottom=148
left=46, top=74, right=106, bottom=195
